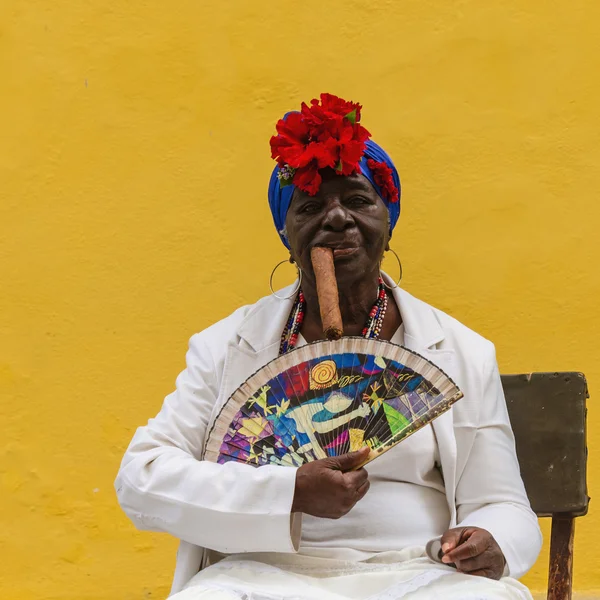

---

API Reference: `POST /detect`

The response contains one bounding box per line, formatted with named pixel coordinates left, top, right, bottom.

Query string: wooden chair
left=502, top=372, right=589, bottom=600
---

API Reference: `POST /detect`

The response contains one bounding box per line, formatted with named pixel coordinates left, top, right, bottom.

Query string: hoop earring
left=381, top=248, right=403, bottom=289
left=269, top=259, right=302, bottom=299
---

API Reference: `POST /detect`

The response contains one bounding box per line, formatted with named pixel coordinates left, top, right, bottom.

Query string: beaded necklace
left=279, top=277, right=388, bottom=355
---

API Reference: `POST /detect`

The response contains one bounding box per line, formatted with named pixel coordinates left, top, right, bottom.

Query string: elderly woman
left=115, top=94, right=542, bottom=600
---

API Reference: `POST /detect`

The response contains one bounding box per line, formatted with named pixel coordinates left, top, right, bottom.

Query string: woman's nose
left=322, top=202, right=353, bottom=231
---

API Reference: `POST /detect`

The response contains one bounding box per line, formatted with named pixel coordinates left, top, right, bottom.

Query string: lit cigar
left=310, top=246, right=343, bottom=340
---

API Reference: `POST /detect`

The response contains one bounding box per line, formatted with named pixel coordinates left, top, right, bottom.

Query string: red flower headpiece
left=367, top=159, right=399, bottom=204
left=270, top=93, right=372, bottom=196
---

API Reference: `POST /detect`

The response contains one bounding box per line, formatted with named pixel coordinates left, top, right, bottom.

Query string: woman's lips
left=332, top=247, right=359, bottom=258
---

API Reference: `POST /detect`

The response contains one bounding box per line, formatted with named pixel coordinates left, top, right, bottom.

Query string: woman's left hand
left=440, top=526, right=506, bottom=580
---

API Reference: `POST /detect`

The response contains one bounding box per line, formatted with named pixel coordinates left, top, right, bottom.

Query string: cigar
left=310, top=246, right=343, bottom=340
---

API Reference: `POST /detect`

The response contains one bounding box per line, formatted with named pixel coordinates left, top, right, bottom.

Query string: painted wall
left=1, top=1, right=598, bottom=597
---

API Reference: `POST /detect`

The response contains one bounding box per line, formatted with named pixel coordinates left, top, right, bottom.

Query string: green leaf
left=336, top=160, right=343, bottom=172
left=280, top=177, right=293, bottom=188
left=345, top=109, right=357, bottom=124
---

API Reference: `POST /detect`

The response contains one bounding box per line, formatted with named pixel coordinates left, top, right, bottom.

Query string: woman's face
left=285, top=172, right=390, bottom=287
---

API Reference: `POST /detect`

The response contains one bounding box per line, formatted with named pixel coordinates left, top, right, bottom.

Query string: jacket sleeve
left=114, top=333, right=301, bottom=554
left=455, top=345, right=543, bottom=579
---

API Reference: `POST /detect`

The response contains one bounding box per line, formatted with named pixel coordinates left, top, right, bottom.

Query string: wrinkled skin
left=291, top=447, right=371, bottom=518
left=285, top=172, right=390, bottom=290
left=441, top=527, right=506, bottom=580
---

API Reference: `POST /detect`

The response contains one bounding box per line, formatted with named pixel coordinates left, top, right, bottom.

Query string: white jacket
left=115, top=283, right=542, bottom=595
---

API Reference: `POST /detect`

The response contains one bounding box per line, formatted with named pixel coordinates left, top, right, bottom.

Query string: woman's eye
left=301, top=203, right=320, bottom=213
left=347, top=196, right=369, bottom=206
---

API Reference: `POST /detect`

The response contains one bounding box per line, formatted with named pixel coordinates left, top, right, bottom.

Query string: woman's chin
left=334, top=259, right=377, bottom=287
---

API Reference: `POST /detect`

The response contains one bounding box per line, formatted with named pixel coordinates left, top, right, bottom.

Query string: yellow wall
left=1, top=1, right=598, bottom=597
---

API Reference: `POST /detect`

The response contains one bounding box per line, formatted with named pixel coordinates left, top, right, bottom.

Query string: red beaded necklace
left=279, top=277, right=388, bottom=355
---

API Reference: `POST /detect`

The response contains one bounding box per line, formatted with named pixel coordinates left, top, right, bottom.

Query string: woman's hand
left=291, top=447, right=370, bottom=518
left=440, top=526, right=506, bottom=580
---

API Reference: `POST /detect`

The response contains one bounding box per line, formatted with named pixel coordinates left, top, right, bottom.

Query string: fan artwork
left=203, top=248, right=463, bottom=469
left=204, top=339, right=463, bottom=467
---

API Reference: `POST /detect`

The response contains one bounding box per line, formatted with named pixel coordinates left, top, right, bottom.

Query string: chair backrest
left=501, top=372, right=589, bottom=600
left=502, top=372, right=589, bottom=516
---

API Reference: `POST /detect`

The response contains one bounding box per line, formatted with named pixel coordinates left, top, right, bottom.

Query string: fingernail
left=441, top=555, right=450, bottom=563
left=441, top=543, right=451, bottom=553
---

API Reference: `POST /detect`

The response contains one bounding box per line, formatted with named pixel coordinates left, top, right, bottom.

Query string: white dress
left=172, top=548, right=532, bottom=600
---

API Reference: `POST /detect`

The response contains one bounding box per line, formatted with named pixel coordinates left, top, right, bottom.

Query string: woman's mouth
left=332, top=247, right=359, bottom=259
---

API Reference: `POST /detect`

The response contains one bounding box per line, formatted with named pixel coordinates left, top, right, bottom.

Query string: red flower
left=367, top=159, right=399, bottom=203
left=270, top=93, right=372, bottom=196
left=270, top=112, right=310, bottom=167
left=315, top=93, right=362, bottom=122
left=337, top=121, right=371, bottom=175
left=293, top=165, right=322, bottom=196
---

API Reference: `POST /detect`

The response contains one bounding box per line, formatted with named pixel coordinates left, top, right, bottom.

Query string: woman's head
left=268, top=94, right=401, bottom=285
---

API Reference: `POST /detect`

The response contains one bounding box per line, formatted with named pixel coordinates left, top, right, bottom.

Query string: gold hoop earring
left=381, top=248, right=403, bottom=289
left=269, top=259, right=302, bottom=299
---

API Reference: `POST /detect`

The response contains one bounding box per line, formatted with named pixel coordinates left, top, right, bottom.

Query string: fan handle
left=350, top=447, right=380, bottom=471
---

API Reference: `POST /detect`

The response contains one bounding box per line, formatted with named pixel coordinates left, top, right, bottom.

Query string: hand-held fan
left=203, top=248, right=464, bottom=468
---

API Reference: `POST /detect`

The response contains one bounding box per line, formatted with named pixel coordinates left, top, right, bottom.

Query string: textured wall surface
left=1, top=1, right=598, bottom=598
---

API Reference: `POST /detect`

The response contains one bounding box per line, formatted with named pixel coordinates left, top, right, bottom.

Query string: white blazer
left=115, top=282, right=542, bottom=596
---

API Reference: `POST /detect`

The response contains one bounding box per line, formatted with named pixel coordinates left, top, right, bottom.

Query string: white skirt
left=171, top=548, right=533, bottom=600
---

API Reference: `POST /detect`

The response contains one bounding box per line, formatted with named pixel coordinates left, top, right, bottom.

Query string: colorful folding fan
left=203, top=337, right=463, bottom=468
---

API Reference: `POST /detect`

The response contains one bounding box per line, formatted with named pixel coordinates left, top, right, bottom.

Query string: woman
left=115, top=94, right=542, bottom=600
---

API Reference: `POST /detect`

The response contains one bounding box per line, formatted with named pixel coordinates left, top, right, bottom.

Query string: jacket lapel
left=391, top=285, right=459, bottom=526
left=212, top=284, right=297, bottom=414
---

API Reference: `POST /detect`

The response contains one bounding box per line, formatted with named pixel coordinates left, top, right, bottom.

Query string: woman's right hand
left=291, top=447, right=371, bottom=518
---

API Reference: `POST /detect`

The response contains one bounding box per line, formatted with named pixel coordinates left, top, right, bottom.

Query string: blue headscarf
left=268, top=139, right=401, bottom=249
